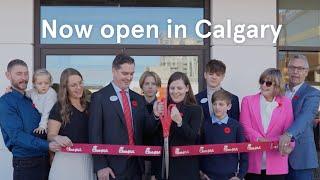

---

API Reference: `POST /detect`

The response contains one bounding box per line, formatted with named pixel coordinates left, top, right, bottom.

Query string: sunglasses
left=259, top=79, right=273, bottom=87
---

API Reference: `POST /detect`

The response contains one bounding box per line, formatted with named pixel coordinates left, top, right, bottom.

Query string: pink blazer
left=240, top=93, right=294, bottom=175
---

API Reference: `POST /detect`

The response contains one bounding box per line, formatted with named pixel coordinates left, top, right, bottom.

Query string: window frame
left=276, top=0, right=320, bottom=69
left=34, top=0, right=210, bottom=90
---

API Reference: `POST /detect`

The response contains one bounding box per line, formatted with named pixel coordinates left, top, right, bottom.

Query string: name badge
left=109, top=95, right=118, bottom=102
left=200, top=98, right=208, bottom=104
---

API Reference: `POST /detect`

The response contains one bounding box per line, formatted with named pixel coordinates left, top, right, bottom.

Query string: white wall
left=0, top=1, right=34, bottom=179
left=212, top=46, right=277, bottom=98
left=210, top=0, right=278, bottom=101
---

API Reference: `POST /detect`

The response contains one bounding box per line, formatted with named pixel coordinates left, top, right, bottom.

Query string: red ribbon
left=61, top=141, right=279, bottom=156
left=61, top=144, right=162, bottom=156
left=171, top=141, right=278, bottom=157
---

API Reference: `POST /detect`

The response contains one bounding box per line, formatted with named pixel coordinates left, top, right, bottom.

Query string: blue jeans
left=13, top=156, right=49, bottom=180
left=286, top=165, right=313, bottom=180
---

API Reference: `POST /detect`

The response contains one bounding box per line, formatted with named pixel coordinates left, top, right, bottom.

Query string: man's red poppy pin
left=131, top=100, right=138, bottom=107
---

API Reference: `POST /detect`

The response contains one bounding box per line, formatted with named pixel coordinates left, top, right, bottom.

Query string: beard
left=12, top=80, right=28, bottom=92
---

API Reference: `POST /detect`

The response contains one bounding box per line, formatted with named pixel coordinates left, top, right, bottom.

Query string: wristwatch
left=153, top=113, right=160, bottom=120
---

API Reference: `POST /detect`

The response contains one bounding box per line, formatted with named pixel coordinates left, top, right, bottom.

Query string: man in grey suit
left=279, top=54, right=320, bottom=180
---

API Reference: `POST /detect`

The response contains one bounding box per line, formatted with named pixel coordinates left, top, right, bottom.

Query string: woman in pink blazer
left=240, top=68, right=294, bottom=180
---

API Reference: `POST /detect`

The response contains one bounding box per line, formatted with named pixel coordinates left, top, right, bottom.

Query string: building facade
left=0, top=0, right=319, bottom=178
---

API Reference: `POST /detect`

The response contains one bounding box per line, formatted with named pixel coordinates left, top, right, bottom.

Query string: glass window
left=278, top=0, right=320, bottom=47
left=36, top=1, right=208, bottom=91
left=278, top=51, right=320, bottom=89
left=40, top=6, right=204, bottom=45
left=46, top=55, right=199, bottom=93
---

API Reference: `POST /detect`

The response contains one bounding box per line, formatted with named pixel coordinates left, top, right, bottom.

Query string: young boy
left=196, top=59, right=240, bottom=121
left=200, top=90, right=248, bottom=180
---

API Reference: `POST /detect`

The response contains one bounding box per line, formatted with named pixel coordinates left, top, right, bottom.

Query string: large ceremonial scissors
left=159, top=98, right=175, bottom=180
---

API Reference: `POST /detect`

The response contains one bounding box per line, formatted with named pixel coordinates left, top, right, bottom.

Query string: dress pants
left=13, top=156, right=49, bottom=180
left=286, top=165, right=313, bottom=180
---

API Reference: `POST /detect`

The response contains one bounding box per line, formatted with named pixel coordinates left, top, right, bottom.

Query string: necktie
left=120, top=90, right=135, bottom=145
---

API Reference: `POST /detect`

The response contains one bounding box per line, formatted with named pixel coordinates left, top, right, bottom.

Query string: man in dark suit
left=279, top=55, right=320, bottom=180
left=89, top=53, right=157, bottom=180
left=196, top=59, right=240, bottom=121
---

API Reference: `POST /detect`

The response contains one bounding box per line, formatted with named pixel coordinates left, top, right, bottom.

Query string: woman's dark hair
left=167, top=72, right=197, bottom=105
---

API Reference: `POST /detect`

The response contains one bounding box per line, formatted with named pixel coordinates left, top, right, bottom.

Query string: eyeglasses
left=259, top=79, right=273, bottom=87
left=68, top=82, right=84, bottom=89
left=288, top=65, right=308, bottom=72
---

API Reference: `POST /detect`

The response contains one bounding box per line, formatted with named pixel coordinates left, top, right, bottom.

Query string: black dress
left=154, top=103, right=203, bottom=180
left=49, top=102, right=89, bottom=143
left=48, top=102, right=95, bottom=180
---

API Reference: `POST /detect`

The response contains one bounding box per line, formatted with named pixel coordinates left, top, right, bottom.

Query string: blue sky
left=47, top=55, right=161, bottom=86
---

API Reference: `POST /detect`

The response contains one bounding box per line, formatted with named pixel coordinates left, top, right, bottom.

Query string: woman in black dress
left=154, top=72, right=203, bottom=180
left=47, top=68, right=95, bottom=180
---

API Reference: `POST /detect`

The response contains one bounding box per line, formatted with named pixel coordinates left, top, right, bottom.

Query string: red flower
left=293, top=95, right=299, bottom=100
left=278, top=102, right=282, bottom=107
left=131, top=100, right=138, bottom=107
left=224, top=127, right=231, bottom=134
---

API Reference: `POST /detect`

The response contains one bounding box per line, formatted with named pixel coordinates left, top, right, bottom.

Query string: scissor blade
left=164, top=137, right=169, bottom=179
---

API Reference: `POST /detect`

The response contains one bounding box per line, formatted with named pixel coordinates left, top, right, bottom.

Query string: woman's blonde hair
left=32, top=68, right=53, bottom=84
left=139, top=71, right=161, bottom=89
left=259, top=68, right=285, bottom=97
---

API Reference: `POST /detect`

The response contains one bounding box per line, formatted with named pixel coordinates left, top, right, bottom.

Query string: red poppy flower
left=293, top=95, right=299, bottom=100
left=224, top=127, right=231, bottom=134
left=131, top=100, right=138, bottom=107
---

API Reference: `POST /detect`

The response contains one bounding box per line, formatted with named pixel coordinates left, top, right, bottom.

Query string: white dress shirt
left=285, top=82, right=304, bottom=100
left=111, top=82, right=134, bottom=129
left=111, top=81, right=133, bottom=112
left=260, top=94, right=278, bottom=169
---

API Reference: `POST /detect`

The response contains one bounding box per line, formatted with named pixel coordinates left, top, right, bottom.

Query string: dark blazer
left=154, top=104, right=203, bottom=180
left=143, top=98, right=158, bottom=146
left=196, top=89, right=240, bottom=121
left=89, top=83, right=157, bottom=177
